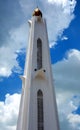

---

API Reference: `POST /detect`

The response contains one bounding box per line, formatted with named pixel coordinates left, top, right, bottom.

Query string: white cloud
left=67, top=113, right=80, bottom=129
left=57, top=95, right=80, bottom=130
left=48, top=0, right=76, bottom=8
left=53, top=49, right=80, bottom=94
left=52, top=49, right=80, bottom=130
left=0, top=94, right=21, bottom=130
left=19, top=0, right=35, bottom=17
left=0, top=23, right=28, bottom=77
left=43, top=0, right=76, bottom=45
left=61, top=36, right=68, bottom=40
left=0, top=0, right=76, bottom=78
left=0, top=92, right=80, bottom=130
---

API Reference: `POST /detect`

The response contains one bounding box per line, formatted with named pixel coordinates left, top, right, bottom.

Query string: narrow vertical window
left=37, top=38, right=42, bottom=69
left=37, top=90, right=44, bottom=130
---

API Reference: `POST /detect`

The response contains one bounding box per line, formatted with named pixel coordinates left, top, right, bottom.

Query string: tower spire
left=36, top=0, right=38, bottom=8
left=16, top=8, right=59, bottom=130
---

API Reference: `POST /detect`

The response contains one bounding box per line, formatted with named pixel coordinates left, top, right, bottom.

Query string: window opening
left=37, top=38, right=42, bottom=69
left=37, top=90, right=44, bottom=130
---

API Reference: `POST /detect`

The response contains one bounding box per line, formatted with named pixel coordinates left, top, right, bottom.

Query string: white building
left=16, top=8, right=59, bottom=130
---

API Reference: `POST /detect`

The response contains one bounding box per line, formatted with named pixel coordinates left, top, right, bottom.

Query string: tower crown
left=32, top=7, right=42, bottom=17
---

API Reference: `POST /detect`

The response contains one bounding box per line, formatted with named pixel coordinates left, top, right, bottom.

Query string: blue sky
left=0, top=0, right=80, bottom=130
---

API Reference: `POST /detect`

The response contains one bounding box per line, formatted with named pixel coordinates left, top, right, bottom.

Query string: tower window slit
left=37, top=90, right=44, bottom=130
left=37, top=38, right=42, bottom=69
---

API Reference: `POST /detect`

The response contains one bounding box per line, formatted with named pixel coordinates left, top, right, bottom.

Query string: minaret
left=16, top=8, right=59, bottom=130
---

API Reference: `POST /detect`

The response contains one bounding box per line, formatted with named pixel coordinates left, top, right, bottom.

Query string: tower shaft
left=16, top=8, right=59, bottom=130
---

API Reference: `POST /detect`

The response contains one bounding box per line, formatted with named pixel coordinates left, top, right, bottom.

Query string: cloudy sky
left=0, top=0, right=80, bottom=130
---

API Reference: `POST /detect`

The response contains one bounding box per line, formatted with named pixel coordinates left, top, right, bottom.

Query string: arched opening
left=37, top=90, right=44, bottom=130
left=37, top=38, right=42, bottom=69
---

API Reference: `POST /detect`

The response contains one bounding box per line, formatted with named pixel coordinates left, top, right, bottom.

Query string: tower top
left=32, top=7, right=42, bottom=17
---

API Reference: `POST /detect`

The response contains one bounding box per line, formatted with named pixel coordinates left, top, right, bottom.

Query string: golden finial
left=32, top=7, right=42, bottom=17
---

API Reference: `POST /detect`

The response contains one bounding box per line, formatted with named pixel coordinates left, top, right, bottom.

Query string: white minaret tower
left=16, top=8, right=59, bottom=130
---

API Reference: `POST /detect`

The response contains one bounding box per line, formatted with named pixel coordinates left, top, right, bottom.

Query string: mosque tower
left=16, top=8, right=59, bottom=130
